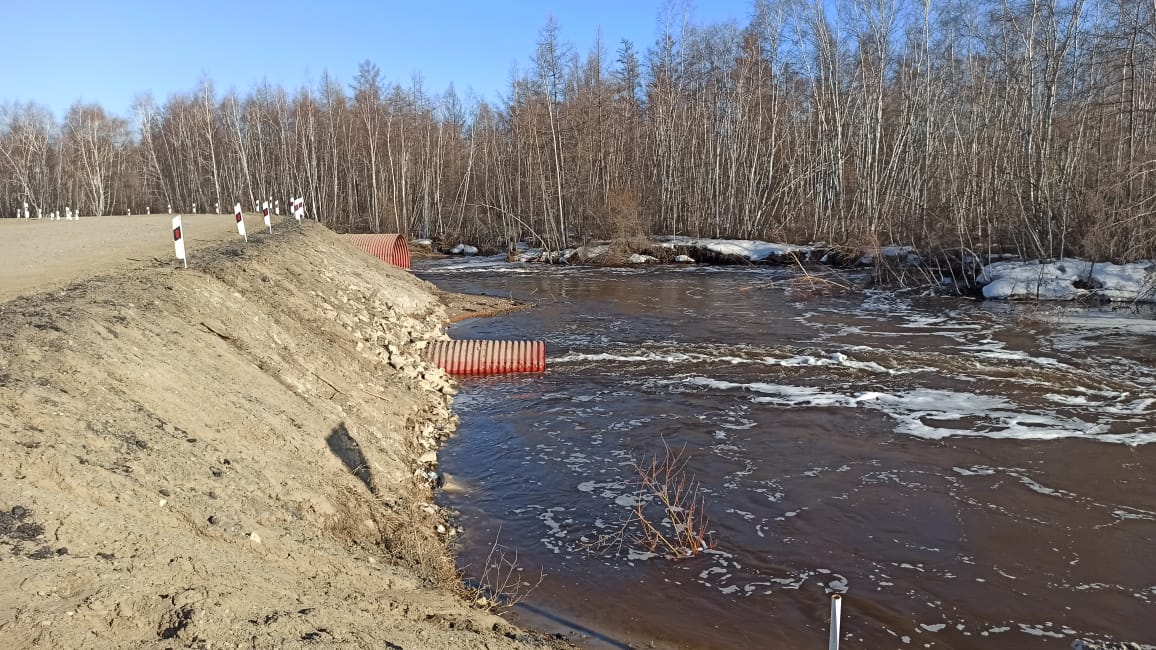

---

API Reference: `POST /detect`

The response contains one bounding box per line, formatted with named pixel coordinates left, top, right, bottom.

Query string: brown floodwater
left=417, top=258, right=1156, bottom=649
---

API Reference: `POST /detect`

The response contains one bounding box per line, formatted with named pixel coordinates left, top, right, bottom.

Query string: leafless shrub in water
left=461, top=528, right=545, bottom=613
left=627, top=440, right=714, bottom=559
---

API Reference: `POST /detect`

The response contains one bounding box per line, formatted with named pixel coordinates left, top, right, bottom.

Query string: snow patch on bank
left=978, top=259, right=1156, bottom=302
left=659, top=236, right=812, bottom=262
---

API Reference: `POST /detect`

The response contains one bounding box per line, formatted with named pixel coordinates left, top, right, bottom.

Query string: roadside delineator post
left=172, top=215, right=187, bottom=268
left=234, top=202, right=247, bottom=241
left=261, top=201, right=271, bottom=233
left=828, top=594, right=842, bottom=650
left=23, top=202, right=29, bottom=219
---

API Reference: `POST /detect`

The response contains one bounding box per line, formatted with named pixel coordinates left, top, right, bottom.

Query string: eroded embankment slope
left=0, top=224, right=546, bottom=649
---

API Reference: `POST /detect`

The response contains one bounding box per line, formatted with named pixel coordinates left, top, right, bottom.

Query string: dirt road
left=0, top=213, right=283, bottom=302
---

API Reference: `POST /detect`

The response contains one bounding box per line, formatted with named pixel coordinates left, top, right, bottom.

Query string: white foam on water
left=552, top=348, right=898, bottom=374
left=897, top=314, right=982, bottom=332
left=953, top=466, right=997, bottom=476
left=1018, top=624, right=1067, bottom=639
left=962, top=341, right=1071, bottom=369
left=684, top=376, right=1156, bottom=444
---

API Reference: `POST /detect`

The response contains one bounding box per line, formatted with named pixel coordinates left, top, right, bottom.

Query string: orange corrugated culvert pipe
left=426, top=340, right=546, bottom=376
left=344, top=234, right=412, bottom=269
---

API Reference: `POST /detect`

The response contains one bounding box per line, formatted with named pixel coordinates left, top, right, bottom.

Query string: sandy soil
left=0, top=220, right=554, bottom=649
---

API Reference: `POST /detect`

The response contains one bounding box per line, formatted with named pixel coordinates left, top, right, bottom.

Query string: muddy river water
left=416, top=258, right=1156, bottom=649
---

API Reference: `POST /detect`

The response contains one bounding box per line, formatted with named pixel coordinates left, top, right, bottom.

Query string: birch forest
left=2, top=0, right=1155, bottom=261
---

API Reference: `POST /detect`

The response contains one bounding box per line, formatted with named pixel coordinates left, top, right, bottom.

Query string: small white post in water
left=172, top=215, right=187, bottom=268
left=828, top=594, right=842, bottom=650
left=234, top=202, right=247, bottom=241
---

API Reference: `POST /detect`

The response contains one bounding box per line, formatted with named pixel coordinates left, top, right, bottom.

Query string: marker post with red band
left=261, top=201, right=271, bottom=233
left=172, top=215, right=187, bottom=268
left=234, top=202, right=247, bottom=241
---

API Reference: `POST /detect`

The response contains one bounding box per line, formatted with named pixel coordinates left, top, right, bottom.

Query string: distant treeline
left=2, top=0, right=1154, bottom=261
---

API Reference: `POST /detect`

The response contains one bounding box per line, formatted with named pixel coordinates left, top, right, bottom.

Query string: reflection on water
left=417, top=258, right=1156, bottom=649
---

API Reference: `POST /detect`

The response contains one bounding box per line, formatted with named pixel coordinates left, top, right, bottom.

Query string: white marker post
left=65, top=207, right=72, bottom=221
left=172, top=215, right=187, bottom=268
left=293, top=197, right=304, bottom=221
left=261, top=201, right=271, bottom=233
left=167, top=204, right=172, bottom=214
left=828, top=594, right=842, bottom=650
left=234, top=202, right=247, bottom=241
left=36, top=207, right=42, bottom=219
left=193, top=202, right=197, bottom=213
left=274, top=199, right=280, bottom=216
left=215, top=202, right=220, bottom=214
left=147, top=206, right=151, bottom=215
left=23, top=202, right=29, bottom=219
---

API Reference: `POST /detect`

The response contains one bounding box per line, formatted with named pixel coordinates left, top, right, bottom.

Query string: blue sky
left=1, top=0, right=757, bottom=120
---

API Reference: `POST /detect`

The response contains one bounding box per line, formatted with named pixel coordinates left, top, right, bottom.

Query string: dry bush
left=607, top=186, right=648, bottom=242
left=627, top=441, right=714, bottom=559
left=460, top=529, right=544, bottom=612
left=785, top=269, right=859, bottom=299
left=325, top=479, right=459, bottom=587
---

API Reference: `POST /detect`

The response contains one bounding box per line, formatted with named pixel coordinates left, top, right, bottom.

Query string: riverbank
left=0, top=222, right=553, bottom=649
left=435, top=236, right=1156, bottom=303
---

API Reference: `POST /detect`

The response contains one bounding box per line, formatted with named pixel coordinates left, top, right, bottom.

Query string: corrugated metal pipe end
left=426, top=340, right=546, bottom=376
left=344, top=234, right=412, bottom=269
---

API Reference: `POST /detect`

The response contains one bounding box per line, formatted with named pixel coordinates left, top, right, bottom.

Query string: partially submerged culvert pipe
left=426, top=340, right=546, bottom=376
left=344, top=234, right=411, bottom=269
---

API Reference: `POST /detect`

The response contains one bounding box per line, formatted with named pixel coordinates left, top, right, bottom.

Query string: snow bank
left=661, top=236, right=811, bottom=262
left=449, top=243, right=478, bottom=256
left=628, top=253, right=658, bottom=264
left=978, top=259, right=1156, bottom=302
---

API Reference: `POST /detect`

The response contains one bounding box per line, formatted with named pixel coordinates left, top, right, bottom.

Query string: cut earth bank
left=0, top=222, right=557, bottom=649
